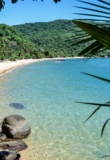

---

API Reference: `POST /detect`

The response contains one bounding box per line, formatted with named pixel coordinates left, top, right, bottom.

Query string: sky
left=0, top=0, right=108, bottom=26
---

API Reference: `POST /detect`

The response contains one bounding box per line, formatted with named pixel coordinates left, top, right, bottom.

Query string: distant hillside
left=13, top=20, right=81, bottom=57
left=0, top=24, right=39, bottom=60
left=0, top=20, right=109, bottom=61
left=14, top=19, right=110, bottom=58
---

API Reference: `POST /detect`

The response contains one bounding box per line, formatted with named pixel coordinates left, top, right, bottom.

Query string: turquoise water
left=0, top=58, right=110, bottom=159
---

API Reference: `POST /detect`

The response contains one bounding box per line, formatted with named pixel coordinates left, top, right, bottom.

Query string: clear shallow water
left=0, top=58, right=110, bottom=159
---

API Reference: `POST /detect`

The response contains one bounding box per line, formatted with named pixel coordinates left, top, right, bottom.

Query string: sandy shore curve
left=0, top=58, right=50, bottom=76
left=0, top=57, right=84, bottom=76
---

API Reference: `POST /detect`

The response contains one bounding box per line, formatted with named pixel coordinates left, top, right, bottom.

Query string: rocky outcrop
left=0, top=114, right=31, bottom=160
left=0, top=151, right=20, bottom=160
left=2, top=115, right=31, bottom=139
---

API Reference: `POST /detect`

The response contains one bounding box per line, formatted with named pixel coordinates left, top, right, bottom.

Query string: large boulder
left=2, top=115, right=31, bottom=139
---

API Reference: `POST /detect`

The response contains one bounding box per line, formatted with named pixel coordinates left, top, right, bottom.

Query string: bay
left=0, top=58, right=110, bottom=160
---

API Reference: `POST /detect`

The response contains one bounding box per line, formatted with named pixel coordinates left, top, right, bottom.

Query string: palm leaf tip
left=101, top=118, right=110, bottom=137
left=85, top=106, right=101, bottom=122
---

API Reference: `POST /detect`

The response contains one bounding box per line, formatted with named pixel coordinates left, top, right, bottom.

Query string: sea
left=0, top=58, right=110, bottom=160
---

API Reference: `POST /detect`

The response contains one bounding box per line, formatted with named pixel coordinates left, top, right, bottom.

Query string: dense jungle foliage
left=14, top=20, right=110, bottom=58
left=0, top=24, right=39, bottom=60
left=0, top=20, right=109, bottom=60
left=13, top=20, right=79, bottom=58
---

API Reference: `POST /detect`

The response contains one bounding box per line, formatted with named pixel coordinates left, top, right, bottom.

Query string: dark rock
left=0, top=139, right=27, bottom=152
left=0, top=151, right=20, bottom=160
left=2, top=115, right=31, bottom=139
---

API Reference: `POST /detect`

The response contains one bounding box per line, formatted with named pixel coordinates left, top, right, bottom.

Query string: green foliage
left=13, top=20, right=85, bottom=58
left=13, top=20, right=109, bottom=58
left=0, top=20, right=108, bottom=61
left=73, top=0, right=110, bottom=57
left=0, top=24, right=39, bottom=60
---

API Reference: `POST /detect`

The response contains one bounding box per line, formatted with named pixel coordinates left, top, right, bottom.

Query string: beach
left=0, top=57, right=84, bottom=76
left=0, top=59, right=48, bottom=76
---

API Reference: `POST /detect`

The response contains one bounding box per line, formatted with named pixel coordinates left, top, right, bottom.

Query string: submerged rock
left=0, top=151, right=20, bottom=160
left=9, top=103, right=24, bottom=109
left=0, top=139, right=27, bottom=152
left=2, top=115, right=31, bottom=139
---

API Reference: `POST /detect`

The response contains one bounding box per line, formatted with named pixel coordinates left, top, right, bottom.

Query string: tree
left=0, top=0, right=61, bottom=10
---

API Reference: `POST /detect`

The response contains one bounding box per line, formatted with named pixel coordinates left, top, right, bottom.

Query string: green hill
left=13, top=20, right=80, bottom=58
left=0, top=24, right=39, bottom=60
left=0, top=20, right=109, bottom=61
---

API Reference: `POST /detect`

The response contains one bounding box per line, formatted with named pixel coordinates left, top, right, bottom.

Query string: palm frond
left=73, top=0, right=110, bottom=56
left=85, top=106, right=101, bottom=122
left=75, top=13, right=110, bottom=19
left=73, top=37, right=93, bottom=45
left=75, top=18, right=110, bottom=22
left=73, top=21, right=110, bottom=49
left=76, top=0, right=110, bottom=12
left=101, top=118, right=110, bottom=137
left=98, top=0, right=110, bottom=6
left=75, top=6, right=110, bottom=15
left=81, top=72, right=110, bottom=83
left=76, top=101, right=110, bottom=136
left=78, top=41, right=103, bottom=57
left=76, top=101, right=110, bottom=107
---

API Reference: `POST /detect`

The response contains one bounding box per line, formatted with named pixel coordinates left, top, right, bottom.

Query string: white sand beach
left=0, top=59, right=50, bottom=76
left=0, top=57, right=83, bottom=76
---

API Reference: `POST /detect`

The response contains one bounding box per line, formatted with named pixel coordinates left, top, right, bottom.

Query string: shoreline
left=0, top=57, right=83, bottom=77
left=0, top=58, right=49, bottom=76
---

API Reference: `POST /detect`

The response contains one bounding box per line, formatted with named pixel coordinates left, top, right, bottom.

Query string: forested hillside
left=14, top=20, right=83, bottom=58
left=0, top=20, right=109, bottom=61
left=0, top=24, right=39, bottom=60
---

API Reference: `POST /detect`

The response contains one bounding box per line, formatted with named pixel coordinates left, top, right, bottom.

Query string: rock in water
left=0, top=139, right=27, bottom=152
left=0, top=151, right=20, bottom=160
left=2, top=115, right=31, bottom=139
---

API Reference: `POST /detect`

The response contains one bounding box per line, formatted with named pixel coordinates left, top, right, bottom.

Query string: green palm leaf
left=78, top=41, right=103, bottom=57
left=75, top=6, right=110, bottom=15
left=101, top=118, right=110, bottom=137
left=75, top=13, right=110, bottom=19
left=73, top=37, right=93, bottom=45
left=81, top=72, right=110, bottom=83
left=98, top=0, right=110, bottom=6
left=85, top=106, right=101, bottom=122
left=73, top=0, right=110, bottom=56
left=76, top=101, right=110, bottom=136
left=76, top=101, right=110, bottom=107
left=73, top=21, right=110, bottom=50
left=76, top=0, right=110, bottom=10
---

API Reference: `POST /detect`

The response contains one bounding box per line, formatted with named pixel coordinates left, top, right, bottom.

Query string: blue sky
left=0, top=0, right=108, bottom=26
